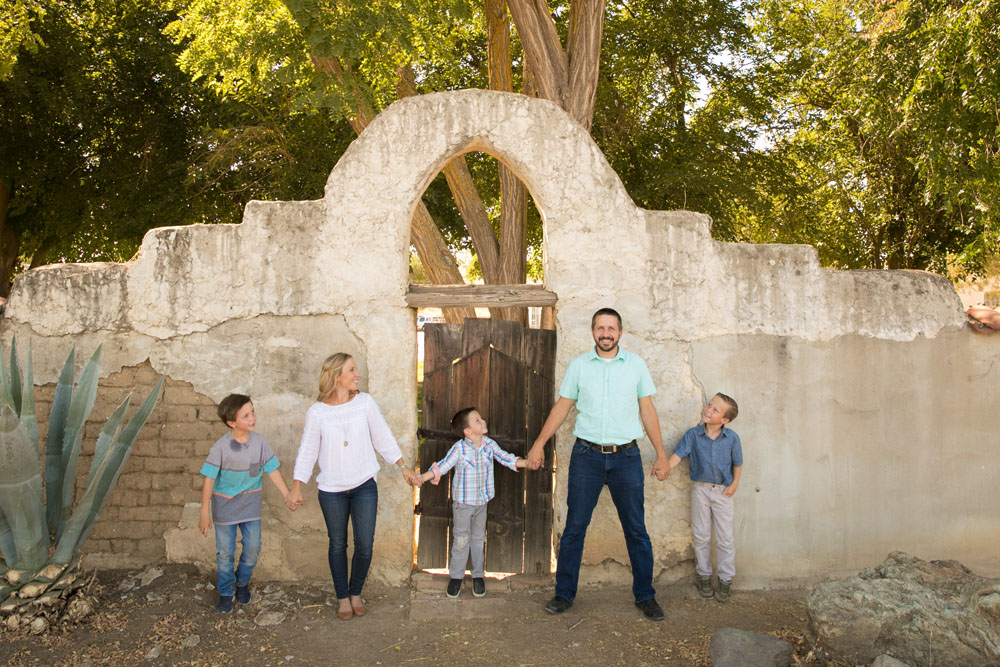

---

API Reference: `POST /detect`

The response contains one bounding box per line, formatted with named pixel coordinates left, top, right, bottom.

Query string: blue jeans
left=555, top=440, right=655, bottom=603
left=215, top=520, right=261, bottom=596
left=318, top=478, right=378, bottom=599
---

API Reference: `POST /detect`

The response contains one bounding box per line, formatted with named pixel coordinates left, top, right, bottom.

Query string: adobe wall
left=4, top=90, right=996, bottom=588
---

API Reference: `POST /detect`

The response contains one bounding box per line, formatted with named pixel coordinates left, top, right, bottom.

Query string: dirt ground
left=0, top=563, right=820, bottom=666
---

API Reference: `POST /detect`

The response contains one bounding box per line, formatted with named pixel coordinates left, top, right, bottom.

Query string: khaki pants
left=691, top=482, right=736, bottom=583
left=449, top=502, right=487, bottom=579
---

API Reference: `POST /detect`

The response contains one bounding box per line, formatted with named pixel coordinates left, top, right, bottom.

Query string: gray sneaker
left=714, top=579, right=731, bottom=603
left=698, top=575, right=714, bottom=598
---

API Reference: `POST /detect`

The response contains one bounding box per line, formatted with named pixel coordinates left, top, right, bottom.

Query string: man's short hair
left=218, top=393, right=252, bottom=426
left=591, top=307, right=623, bottom=329
left=451, top=407, right=477, bottom=435
left=715, top=393, right=738, bottom=421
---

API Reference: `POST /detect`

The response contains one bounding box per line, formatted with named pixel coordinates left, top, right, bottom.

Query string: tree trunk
left=0, top=177, right=19, bottom=299
left=487, top=0, right=529, bottom=324
left=505, top=0, right=568, bottom=106
left=563, top=0, right=605, bottom=130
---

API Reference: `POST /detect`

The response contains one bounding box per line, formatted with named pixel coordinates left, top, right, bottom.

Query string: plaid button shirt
left=431, top=436, right=520, bottom=506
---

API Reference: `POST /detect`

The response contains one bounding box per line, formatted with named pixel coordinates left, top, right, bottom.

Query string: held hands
left=525, top=443, right=545, bottom=470
left=285, top=488, right=304, bottom=511
left=651, top=456, right=670, bottom=482
left=402, top=468, right=423, bottom=487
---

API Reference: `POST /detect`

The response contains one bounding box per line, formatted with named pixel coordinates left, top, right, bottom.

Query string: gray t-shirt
left=200, top=431, right=279, bottom=525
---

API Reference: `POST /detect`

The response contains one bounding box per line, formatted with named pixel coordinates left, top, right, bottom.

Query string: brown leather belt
left=578, top=438, right=637, bottom=454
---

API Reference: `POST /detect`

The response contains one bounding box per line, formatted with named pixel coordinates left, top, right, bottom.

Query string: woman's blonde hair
left=317, top=352, right=359, bottom=402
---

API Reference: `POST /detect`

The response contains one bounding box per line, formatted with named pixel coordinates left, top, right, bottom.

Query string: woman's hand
left=402, top=468, right=423, bottom=487
left=285, top=482, right=304, bottom=511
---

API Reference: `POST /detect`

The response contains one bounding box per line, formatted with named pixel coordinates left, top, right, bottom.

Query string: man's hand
left=526, top=442, right=545, bottom=470
left=651, top=456, right=669, bottom=481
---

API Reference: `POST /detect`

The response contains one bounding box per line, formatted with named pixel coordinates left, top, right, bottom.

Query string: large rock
left=709, top=627, right=794, bottom=666
left=807, top=551, right=1000, bottom=666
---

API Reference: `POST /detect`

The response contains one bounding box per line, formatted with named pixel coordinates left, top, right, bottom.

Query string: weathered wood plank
left=423, top=323, right=463, bottom=376
left=523, top=342, right=556, bottom=575
left=416, top=364, right=454, bottom=570
left=485, top=348, right=526, bottom=573
left=407, top=284, right=558, bottom=308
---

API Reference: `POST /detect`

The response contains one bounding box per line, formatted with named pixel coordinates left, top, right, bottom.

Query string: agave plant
left=0, top=338, right=163, bottom=633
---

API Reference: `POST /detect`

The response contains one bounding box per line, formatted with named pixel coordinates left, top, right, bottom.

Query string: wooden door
left=416, top=319, right=555, bottom=574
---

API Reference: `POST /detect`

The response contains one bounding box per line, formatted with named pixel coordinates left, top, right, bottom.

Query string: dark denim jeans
left=215, top=519, right=261, bottom=596
left=555, top=440, right=655, bottom=603
left=318, top=478, right=378, bottom=599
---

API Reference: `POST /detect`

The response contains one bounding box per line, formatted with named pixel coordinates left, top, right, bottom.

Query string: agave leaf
left=45, top=350, right=75, bottom=536
left=54, top=377, right=163, bottom=564
left=8, top=338, right=21, bottom=415
left=84, top=395, right=130, bottom=490
left=56, top=345, right=102, bottom=543
left=18, top=342, right=37, bottom=465
left=0, top=507, right=16, bottom=567
left=0, top=406, right=47, bottom=571
left=0, top=347, right=11, bottom=414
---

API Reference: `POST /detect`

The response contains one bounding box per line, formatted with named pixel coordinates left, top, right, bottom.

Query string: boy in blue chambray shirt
left=199, top=394, right=291, bottom=612
left=418, top=407, right=527, bottom=599
left=667, top=393, right=742, bottom=603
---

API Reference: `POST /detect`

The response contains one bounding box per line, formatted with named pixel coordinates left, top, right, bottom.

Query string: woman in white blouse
left=286, top=353, right=420, bottom=620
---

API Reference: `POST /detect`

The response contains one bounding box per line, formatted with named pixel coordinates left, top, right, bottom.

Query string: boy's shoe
left=715, top=580, right=731, bottom=603
left=446, top=578, right=462, bottom=598
left=216, top=595, right=234, bottom=613
left=472, top=577, right=486, bottom=597
left=635, top=598, right=665, bottom=621
left=698, top=575, right=714, bottom=598
left=236, top=585, right=251, bottom=604
left=544, top=596, right=573, bottom=614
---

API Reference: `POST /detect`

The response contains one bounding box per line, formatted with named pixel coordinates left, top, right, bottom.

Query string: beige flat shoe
left=351, top=597, right=366, bottom=616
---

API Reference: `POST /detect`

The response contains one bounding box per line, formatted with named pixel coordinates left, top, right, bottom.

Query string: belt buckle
left=599, top=444, right=617, bottom=454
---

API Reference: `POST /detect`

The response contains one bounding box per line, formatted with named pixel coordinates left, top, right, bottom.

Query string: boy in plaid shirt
left=419, top=407, right=527, bottom=598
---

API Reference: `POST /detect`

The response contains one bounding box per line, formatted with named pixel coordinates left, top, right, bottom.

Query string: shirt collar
left=586, top=345, right=626, bottom=362
left=699, top=424, right=729, bottom=439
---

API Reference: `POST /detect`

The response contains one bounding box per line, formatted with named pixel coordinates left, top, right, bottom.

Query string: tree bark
left=505, top=0, right=568, bottom=106
left=487, top=0, right=529, bottom=324
left=564, top=0, right=604, bottom=130
left=0, top=177, right=19, bottom=299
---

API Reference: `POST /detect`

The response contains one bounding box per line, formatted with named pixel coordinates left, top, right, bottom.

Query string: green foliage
left=740, top=0, right=1000, bottom=271
left=0, top=339, right=163, bottom=573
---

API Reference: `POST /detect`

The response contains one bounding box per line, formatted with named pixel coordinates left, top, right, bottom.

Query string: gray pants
left=449, top=501, right=487, bottom=579
left=691, top=482, right=736, bottom=583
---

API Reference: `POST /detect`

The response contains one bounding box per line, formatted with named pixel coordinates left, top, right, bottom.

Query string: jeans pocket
left=572, top=441, right=588, bottom=456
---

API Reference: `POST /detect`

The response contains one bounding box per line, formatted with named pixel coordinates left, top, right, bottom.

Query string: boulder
left=807, top=551, right=1000, bottom=666
left=709, top=627, right=795, bottom=667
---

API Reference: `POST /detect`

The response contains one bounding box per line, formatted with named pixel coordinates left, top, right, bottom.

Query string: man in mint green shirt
left=526, top=308, right=670, bottom=621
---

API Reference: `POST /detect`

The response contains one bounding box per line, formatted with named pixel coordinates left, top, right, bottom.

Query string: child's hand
left=285, top=487, right=304, bottom=511
left=198, top=512, right=212, bottom=536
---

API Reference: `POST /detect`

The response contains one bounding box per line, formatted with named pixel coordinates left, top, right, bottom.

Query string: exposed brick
left=163, top=386, right=206, bottom=405
left=108, top=489, right=149, bottom=507
left=117, top=473, right=152, bottom=490
left=143, top=457, right=196, bottom=474
left=128, top=505, right=176, bottom=522
left=161, top=405, right=199, bottom=423
left=161, top=422, right=219, bottom=442
left=151, top=473, right=190, bottom=491
left=83, top=539, right=113, bottom=553
left=149, top=487, right=198, bottom=506
left=133, top=438, right=165, bottom=458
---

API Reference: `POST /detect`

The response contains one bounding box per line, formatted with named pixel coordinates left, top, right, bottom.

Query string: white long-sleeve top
left=292, top=393, right=403, bottom=492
